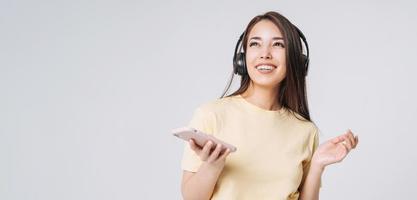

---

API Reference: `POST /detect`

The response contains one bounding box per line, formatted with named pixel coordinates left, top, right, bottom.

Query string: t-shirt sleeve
left=181, top=105, right=216, bottom=172
left=300, top=125, right=322, bottom=188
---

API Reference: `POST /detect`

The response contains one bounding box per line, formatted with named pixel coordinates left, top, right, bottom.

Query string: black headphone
left=232, top=25, right=310, bottom=76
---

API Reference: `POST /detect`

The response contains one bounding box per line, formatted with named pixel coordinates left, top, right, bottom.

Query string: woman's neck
left=241, top=82, right=282, bottom=111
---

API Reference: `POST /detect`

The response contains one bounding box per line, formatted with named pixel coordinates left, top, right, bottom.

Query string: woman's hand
left=188, top=139, right=231, bottom=171
left=311, top=129, right=359, bottom=169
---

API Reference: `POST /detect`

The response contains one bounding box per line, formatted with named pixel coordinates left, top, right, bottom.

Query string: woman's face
left=245, top=20, right=286, bottom=89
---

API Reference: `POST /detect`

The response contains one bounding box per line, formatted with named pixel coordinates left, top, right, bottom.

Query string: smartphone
left=172, top=127, right=237, bottom=152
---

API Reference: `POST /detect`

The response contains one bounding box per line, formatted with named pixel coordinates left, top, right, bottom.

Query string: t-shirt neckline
left=234, top=94, right=287, bottom=115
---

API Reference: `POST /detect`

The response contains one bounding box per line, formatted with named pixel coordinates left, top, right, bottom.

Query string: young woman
left=180, top=11, right=359, bottom=200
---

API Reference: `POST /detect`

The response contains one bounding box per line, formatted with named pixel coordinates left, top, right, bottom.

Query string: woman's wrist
left=311, top=153, right=327, bottom=171
left=200, top=162, right=224, bottom=176
left=310, top=161, right=325, bottom=174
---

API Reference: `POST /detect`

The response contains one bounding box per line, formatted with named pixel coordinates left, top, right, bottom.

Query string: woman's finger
left=200, top=140, right=213, bottom=161
left=208, top=143, right=222, bottom=162
left=342, top=136, right=353, bottom=151
left=346, top=130, right=356, bottom=148
left=351, top=134, right=358, bottom=148
left=189, top=139, right=201, bottom=153
left=354, top=135, right=359, bottom=148
left=339, top=141, right=349, bottom=159
left=219, top=148, right=231, bottom=160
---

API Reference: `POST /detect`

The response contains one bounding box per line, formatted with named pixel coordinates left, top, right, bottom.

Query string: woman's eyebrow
left=249, top=36, right=284, bottom=41
left=272, top=37, right=284, bottom=40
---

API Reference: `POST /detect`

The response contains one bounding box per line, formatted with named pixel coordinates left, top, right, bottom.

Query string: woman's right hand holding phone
left=188, top=139, right=231, bottom=172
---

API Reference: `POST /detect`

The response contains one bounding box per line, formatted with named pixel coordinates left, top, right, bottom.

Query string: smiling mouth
left=255, top=64, right=277, bottom=72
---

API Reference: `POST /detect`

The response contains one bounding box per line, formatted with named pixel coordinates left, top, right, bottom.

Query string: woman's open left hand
left=311, top=129, right=359, bottom=169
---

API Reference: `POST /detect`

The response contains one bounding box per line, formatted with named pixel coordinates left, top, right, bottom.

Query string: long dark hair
left=220, top=11, right=312, bottom=122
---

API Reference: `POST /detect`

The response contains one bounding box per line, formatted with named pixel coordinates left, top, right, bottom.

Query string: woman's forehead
left=248, top=20, right=283, bottom=39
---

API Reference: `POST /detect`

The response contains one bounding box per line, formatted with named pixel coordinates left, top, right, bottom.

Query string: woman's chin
left=250, top=80, right=280, bottom=89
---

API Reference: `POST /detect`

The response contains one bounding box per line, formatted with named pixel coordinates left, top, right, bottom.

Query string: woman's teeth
left=256, top=65, right=275, bottom=71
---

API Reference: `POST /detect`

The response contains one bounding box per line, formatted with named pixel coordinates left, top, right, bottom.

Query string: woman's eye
left=273, top=42, right=285, bottom=48
left=249, top=42, right=259, bottom=47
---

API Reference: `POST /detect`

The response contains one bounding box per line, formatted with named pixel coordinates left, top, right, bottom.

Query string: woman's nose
left=260, top=47, right=272, bottom=59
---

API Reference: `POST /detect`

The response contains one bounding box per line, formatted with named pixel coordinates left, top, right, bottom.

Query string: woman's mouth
left=255, top=64, right=277, bottom=74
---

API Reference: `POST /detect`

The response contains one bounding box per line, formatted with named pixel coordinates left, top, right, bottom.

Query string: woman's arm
left=299, top=164, right=324, bottom=200
left=181, top=163, right=224, bottom=200
left=181, top=140, right=231, bottom=200
left=300, top=129, right=359, bottom=200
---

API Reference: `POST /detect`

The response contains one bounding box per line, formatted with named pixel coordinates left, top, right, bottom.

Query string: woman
left=180, top=11, right=359, bottom=200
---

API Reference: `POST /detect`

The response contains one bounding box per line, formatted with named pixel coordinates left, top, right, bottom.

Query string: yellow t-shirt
left=181, top=94, right=321, bottom=200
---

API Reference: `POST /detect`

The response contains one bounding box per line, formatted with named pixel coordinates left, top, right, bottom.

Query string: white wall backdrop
left=1, top=0, right=416, bottom=199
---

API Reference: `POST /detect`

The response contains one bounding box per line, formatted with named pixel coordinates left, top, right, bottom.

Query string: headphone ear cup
left=301, top=54, right=309, bottom=76
left=234, top=52, right=247, bottom=75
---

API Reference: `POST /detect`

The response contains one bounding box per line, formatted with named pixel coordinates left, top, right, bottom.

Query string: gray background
left=1, top=0, right=416, bottom=199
